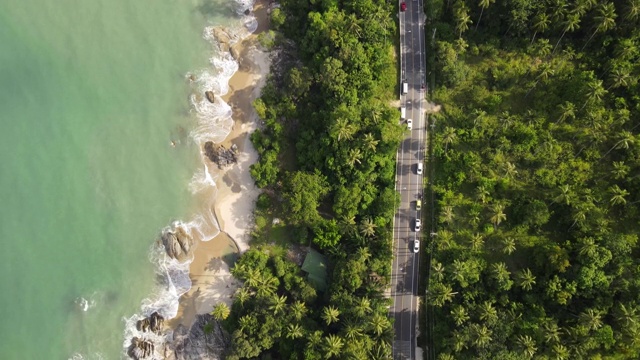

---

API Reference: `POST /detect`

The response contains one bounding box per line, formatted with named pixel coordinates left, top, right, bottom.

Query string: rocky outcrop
left=164, top=314, right=228, bottom=360
left=204, top=142, right=238, bottom=169
left=137, top=312, right=165, bottom=334
left=161, top=226, right=193, bottom=260
left=128, top=337, right=155, bottom=359
left=205, top=91, right=216, bottom=103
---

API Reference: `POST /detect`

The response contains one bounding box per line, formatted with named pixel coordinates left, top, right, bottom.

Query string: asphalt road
left=390, top=0, right=426, bottom=359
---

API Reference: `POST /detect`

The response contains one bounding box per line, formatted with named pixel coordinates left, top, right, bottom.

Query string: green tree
left=476, top=0, right=495, bottom=30
left=323, top=334, right=344, bottom=358
left=286, top=323, right=304, bottom=339
left=516, top=268, right=536, bottom=291
left=290, top=300, right=308, bottom=321
left=451, top=305, right=470, bottom=326
left=211, top=302, right=231, bottom=321
left=553, top=12, right=581, bottom=54
left=531, top=12, right=550, bottom=43
left=609, top=185, right=629, bottom=206
left=490, top=203, right=507, bottom=227
left=269, top=294, right=287, bottom=315
left=429, top=282, right=457, bottom=306
left=281, top=171, right=329, bottom=225
left=322, top=305, right=341, bottom=325
left=359, top=217, right=377, bottom=237
left=581, top=2, right=617, bottom=50
left=470, top=324, right=493, bottom=349
left=516, top=335, right=537, bottom=358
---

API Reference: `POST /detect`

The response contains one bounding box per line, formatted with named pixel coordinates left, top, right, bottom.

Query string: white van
left=400, top=106, right=406, bottom=120
left=402, top=82, right=408, bottom=94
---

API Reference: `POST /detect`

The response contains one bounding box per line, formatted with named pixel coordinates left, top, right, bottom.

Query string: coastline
left=169, top=0, right=271, bottom=329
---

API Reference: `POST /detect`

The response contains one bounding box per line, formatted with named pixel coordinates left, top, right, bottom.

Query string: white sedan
left=406, top=119, right=413, bottom=130
left=414, top=219, right=421, bottom=232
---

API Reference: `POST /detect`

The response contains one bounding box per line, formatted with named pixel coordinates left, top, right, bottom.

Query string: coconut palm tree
left=343, top=321, right=364, bottom=340
left=490, top=203, right=507, bottom=227
left=470, top=233, right=484, bottom=251
left=492, top=262, right=512, bottom=290
left=452, top=329, right=468, bottom=352
left=269, top=294, right=287, bottom=315
left=339, top=215, right=357, bottom=236
left=368, top=342, right=392, bottom=360
left=531, top=12, right=550, bottom=43
left=441, top=206, right=455, bottom=224
left=516, top=335, right=537, bottom=358
left=516, top=268, right=536, bottom=291
left=323, top=334, right=344, bottom=358
left=451, top=305, right=470, bottom=326
left=611, top=161, right=629, bottom=180
left=579, top=309, right=603, bottom=330
left=578, top=237, right=597, bottom=258
left=286, top=323, right=304, bottom=339
left=602, top=130, right=635, bottom=158
left=369, top=313, right=390, bottom=336
left=502, top=237, right=517, bottom=255
left=582, top=2, right=617, bottom=50
left=553, top=12, right=581, bottom=54
left=476, top=0, right=495, bottom=30
left=556, top=102, right=576, bottom=123
left=582, top=78, right=607, bottom=110
left=503, top=162, right=518, bottom=180
left=554, top=184, right=574, bottom=205
left=238, top=314, right=255, bottom=333
left=543, top=321, right=562, bottom=344
left=616, top=303, right=639, bottom=327
left=437, top=230, right=455, bottom=251
left=211, top=302, right=230, bottom=321
left=553, top=343, right=571, bottom=359
left=256, top=273, right=278, bottom=297
left=478, top=301, right=498, bottom=325
left=355, top=297, right=372, bottom=317
left=455, top=6, right=472, bottom=37
left=471, top=324, right=493, bottom=349
left=322, top=305, right=341, bottom=325
left=290, top=300, right=307, bottom=321
left=476, top=185, right=490, bottom=204
left=626, top=0, right=640, bottom=21
left=347, top=148, right=363, bottom=167
left=363, top=133, right=379, bottom=152
left=234, top=287, right=251, bottom=307
left=609, top=185, right=629, bottom=206
left=432, top=261, right=445, bottom=282
left=608, top=68, right=631, bottom=90
left=442, top=127, right=458, bottom=152
left=307, top=330, right=323, bottom=351
left=332, top=118, right=356, bottom=141
left=429, top=282, right=457, bottom=306
left=359, top=217, right=377, bottom=237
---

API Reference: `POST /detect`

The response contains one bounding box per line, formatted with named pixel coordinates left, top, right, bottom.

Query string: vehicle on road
left=416, top=162, right=423, bottom=174
left=402, top=82, right=408, bottom=94
left=406, top=119, right=412, bottom=130
left=416, top=199, right=422, bottom=210
left=401, top=106, right=406, bottom=120
left=400, top=2, right=406, bottom=11
left=415, top=219, right=421, bottom=232
left=413, top=239, right=420, bottom=253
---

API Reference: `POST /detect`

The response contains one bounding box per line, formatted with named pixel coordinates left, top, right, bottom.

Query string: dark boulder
left=205, top=91, right=215, bottom=103
left=128, top=337, right=154, bottom=359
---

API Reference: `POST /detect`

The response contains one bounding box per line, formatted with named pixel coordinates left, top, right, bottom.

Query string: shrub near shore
left=222, top=0, right=402, bottom=359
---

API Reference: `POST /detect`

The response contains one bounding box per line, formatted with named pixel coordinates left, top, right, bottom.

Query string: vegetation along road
left=390, top=0, right=427, bottom=359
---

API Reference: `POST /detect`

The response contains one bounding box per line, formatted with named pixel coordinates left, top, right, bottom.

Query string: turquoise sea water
left=0, top=0, right=251, bottom=358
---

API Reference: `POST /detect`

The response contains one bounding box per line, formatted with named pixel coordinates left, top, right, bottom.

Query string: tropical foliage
left=428, top=0, right=640, bottom=358
left=223, top=0, right=402, bottom=358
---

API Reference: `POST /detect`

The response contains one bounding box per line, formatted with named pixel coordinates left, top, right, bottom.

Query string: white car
left=413, top=239, right=420, bottom=253
left=417, top=163, right=423, bottom=175
left=415, top=219, right=421, bottom=232
left=406, top=119, right=413, bottom=130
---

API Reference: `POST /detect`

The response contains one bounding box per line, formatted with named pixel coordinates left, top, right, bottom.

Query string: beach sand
left=169, top=0, right=271, bottom=328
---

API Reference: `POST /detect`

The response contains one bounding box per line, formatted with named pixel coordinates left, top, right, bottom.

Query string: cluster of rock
left=208, top=26, right=243, bottom=61
left=127, top=312, right=166, bottom=359
left=204, top=141, right=238, bottom=169
left=137, top=311, right=165, bottom=333
left=165, top=314, right=229, bottom=360
left=128, top=337, right=155, bottom=360
left=162, top=226, right=193, bottom=261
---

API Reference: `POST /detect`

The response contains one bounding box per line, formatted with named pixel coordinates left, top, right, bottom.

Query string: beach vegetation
left=423, top=0, right=640, bottom=358
left=223, top=0, right=400, bottom=358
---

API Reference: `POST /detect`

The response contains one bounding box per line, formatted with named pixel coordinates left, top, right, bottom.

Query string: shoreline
left=168, top=0, right=271, bottom=330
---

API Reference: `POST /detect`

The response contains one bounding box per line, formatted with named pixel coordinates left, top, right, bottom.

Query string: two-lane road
left=391, top=0, right=426, bottom=359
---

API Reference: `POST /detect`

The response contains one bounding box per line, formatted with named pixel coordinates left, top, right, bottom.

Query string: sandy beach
left=169, top=0, right=271, bottom=329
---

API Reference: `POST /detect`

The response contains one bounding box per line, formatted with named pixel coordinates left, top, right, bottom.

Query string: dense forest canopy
left=221, top=0, right=403, bottom=359
left=429, top=0, right=640, bottom=359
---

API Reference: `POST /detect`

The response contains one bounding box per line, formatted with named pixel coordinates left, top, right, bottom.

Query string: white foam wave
left=68, top=352, right=104, bottom=360
left=189, top=92, right=234, bottom=145
left=232, top=0, right=255, bottom=16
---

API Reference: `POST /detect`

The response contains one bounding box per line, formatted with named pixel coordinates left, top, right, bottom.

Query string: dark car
left=401, top=2, right=407, bottom=11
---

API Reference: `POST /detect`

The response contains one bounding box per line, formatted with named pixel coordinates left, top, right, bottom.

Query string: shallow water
left=0, top=0, right=249, bottom=358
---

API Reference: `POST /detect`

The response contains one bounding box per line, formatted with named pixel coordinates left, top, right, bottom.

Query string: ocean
left=0, top=0, right=255, bottom=358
